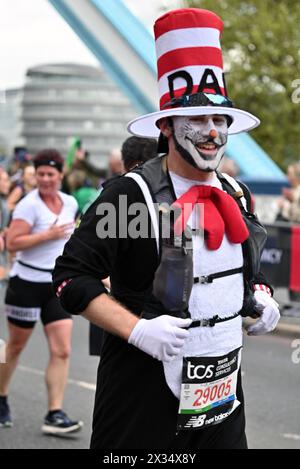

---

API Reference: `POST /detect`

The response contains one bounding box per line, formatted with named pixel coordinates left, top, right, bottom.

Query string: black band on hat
left=34, top=158, right=63, bottom=172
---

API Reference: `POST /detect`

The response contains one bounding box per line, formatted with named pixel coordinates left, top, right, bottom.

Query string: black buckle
left=202, top=316, right=218, bottom=327
left=198, top=318, right=211, bottom=327
left=199, top=275, right=213, bottom=284
left=196, top=316, right=218, bottom=327
left=208, top=316, right=218, bottom=327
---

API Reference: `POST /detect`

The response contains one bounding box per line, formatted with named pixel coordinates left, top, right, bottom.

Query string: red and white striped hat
left=128, top=8, right=260, bottom=138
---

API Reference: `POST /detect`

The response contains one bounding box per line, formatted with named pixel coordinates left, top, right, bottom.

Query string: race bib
left=177, top=348, right=242, bottom=431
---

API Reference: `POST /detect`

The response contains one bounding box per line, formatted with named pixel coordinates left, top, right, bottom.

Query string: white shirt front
left=163, top=172, right=244, bottom=398
left=10, top=189, right=78, bottom=283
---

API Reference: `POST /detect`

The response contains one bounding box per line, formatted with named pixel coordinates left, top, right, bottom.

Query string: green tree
left=183, top=0, right=300, bottom=168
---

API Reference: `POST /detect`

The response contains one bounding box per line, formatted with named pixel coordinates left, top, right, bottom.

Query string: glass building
left=0, top=63, right=137, bottom=167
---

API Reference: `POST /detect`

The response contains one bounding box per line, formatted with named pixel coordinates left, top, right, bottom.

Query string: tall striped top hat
left=128, top=8, right=260, bottom=138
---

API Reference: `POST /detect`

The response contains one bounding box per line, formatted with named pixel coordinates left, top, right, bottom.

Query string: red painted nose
left=209, top=129, right=218, bottom=139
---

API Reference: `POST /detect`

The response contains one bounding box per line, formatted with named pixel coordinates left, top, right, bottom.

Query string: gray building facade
left=1, top=63, right=138, bottom=168
left=0, top=88, right=24, bottom=155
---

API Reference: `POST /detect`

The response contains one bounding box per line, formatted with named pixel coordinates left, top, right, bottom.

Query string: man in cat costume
left=53, top=8, right=280, bottom=449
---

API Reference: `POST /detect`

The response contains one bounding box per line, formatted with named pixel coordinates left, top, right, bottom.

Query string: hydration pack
left=126, top=156, right=268, bottom=319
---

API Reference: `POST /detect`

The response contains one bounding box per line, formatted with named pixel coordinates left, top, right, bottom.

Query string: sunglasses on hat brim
left=162, top=92, right=234, bottom=110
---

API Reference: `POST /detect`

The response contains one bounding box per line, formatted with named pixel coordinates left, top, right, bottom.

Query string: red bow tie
left=172, top=185, right=249, bottom=250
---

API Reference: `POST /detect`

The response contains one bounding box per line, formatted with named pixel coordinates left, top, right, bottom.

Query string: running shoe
left=0, top=400, right=13, bottom=428
left=42, top=410, right=83, bottom=435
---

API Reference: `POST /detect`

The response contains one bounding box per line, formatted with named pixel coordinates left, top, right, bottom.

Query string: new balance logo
left=185, top=414, right=206, bottom=428
left=0, top=339, right=6, bottom=364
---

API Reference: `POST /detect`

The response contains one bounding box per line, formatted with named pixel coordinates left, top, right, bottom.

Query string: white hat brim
left=127, top=106, right=260, bottom=137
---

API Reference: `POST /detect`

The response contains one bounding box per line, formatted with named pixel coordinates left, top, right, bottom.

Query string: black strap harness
left=188, top=266, right=243, bottom=328
left=194, top=267, right=243, bottom=285
left=188, top=311, right=241, bottom=328
left=130, top=157, right=268, bottom=324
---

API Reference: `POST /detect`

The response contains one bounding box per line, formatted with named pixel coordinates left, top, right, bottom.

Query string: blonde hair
left=288, top=162, right=300, bottom=183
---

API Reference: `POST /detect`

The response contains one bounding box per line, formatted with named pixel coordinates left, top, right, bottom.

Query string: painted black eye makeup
left=212, top=116, right=227, bottom=125
left=189, top=116, right=206, bottom=123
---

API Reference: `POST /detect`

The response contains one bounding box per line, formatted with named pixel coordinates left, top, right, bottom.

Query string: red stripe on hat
left=155, top=9, right=223, bottom=40
left=290, top=226, right=300, bottom=292
left=160, top=85, right=226, bottom=110
left=157, top=47, right=223, bottom=81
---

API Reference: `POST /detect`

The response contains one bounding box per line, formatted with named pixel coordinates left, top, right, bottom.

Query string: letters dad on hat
left=128, top=8, right=260, bottom=138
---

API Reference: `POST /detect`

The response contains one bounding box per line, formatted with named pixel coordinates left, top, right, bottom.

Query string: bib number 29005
left=177, top=348, right=242, bottom=431
left=193, top=378, right=232, bottom=407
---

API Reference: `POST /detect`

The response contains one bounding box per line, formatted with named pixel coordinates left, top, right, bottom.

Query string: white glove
left=128, top=315, right=191, bottom=362
left=247, top=290, right=280, bottom=336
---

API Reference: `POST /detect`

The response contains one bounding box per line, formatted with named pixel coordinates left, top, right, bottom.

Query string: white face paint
left=172, top=115, right=229, bottom=172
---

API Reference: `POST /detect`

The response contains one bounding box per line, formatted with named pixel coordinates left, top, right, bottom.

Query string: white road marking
left=19, top=365, right=96, bottom=392
left=19, top=365, right=44, bottom=377
left=282, top=433, right=300, bottom=441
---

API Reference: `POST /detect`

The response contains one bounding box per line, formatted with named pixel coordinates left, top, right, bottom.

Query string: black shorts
left=4, top=276, right=72, bottom=329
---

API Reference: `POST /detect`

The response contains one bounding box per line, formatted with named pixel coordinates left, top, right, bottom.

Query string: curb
left=273, top=321, right=300, bottom=338
left=243, top=319, right=300, bottom=339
